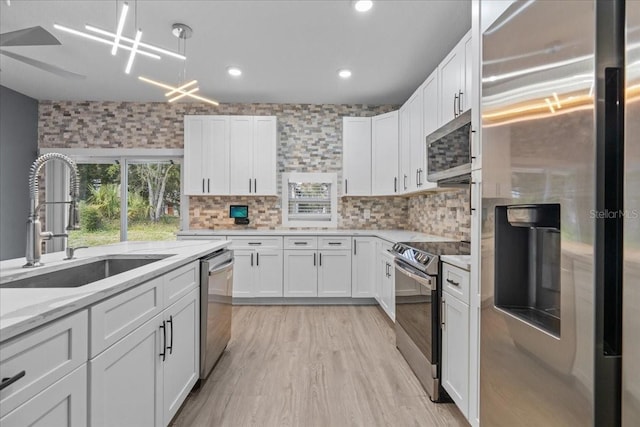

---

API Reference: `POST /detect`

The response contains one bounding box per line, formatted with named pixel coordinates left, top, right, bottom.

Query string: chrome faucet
left=24, top=153, right=81, bottom=267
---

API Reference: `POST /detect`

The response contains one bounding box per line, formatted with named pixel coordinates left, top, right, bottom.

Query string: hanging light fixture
left=53, top=1, right=185, bottom=75
left=139, top=23, right=219, bottom=106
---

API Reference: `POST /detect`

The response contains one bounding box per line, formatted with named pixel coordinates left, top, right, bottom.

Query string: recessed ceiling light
left=338, top=69, right=352, bottom=79
left=354, top=0, right=373, bottom=13
left=227, top=67, right=242, bottom=77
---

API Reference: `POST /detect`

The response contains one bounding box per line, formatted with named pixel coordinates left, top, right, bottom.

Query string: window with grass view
left=67, top=159, right=181, bottom=247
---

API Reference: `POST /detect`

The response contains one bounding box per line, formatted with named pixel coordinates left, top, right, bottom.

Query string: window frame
left=40, top=148, right=187, bottom=243
left=281, top=172, right=338, bottom=228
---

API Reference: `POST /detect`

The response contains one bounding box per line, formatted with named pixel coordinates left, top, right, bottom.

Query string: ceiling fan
left=0, top=26, right=86, bottom=80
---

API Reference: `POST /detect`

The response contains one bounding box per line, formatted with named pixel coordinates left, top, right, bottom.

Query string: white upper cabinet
left=342, top=117, right=372, bottom=196
left=184, top=116, right=229, bottom=195
left=399, top=105, right=411, bottom=193
left=252, top=116, right=278, bottom=196
left=372, top=111, right=400, bottom=196
left=229, top=116, right=254, bottom=195
left=422, top=69, right=439, bottom=138
left=184, top=115, right=277, bottom=196
left=438, top=30, right=472, bottom=126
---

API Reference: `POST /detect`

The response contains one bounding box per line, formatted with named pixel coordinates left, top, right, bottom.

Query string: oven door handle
left=394, top=262, right=435, bottom=291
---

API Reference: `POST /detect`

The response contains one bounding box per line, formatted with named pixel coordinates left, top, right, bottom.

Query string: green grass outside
left=68, top=217, right=180, bottom=247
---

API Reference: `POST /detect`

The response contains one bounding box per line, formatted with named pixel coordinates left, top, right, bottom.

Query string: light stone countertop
left=441, top=255, right=472, bottom=271
left=178, top=229, right=456, bottom=244
left=0, top=240, right=229, bottom=343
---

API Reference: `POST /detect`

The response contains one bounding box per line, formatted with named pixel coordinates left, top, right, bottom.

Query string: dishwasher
left=199, top=248, right=233, bottom=381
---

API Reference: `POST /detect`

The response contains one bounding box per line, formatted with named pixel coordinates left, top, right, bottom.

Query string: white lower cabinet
left=379, top=250, right=396, bottom=321
left=233, top=249, right=284, bottom=298
left=317, top=250, right=351, bottom=297
left=351, top=237, right=376, bottom=298
left=90, top=312, right=164, bottom=427
left=90, top=285, right=200, bottom=427
left=0, top=364, right=87, bottom=427
left=284, top=250, right=318, bottom=297
left=284, top=249, right=352, bottom=298
left=441, top=262, right=471, bottom=419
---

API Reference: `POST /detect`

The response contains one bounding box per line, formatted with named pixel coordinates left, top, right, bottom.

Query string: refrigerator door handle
left=602, top=66, right=624, bottom=357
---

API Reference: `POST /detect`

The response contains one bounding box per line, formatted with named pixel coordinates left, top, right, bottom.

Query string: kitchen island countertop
left=0, top=240, right=229, bottom=343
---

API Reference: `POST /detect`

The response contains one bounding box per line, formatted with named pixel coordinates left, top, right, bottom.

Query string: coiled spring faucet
left=24, top=153, right=80, bottom=267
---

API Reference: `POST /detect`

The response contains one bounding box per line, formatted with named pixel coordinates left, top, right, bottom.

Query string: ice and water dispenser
left=494, top=204, right=561, bottom=337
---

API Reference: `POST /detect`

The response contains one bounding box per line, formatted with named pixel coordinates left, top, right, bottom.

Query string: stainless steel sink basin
left=1, top=255, right=170, bottom=289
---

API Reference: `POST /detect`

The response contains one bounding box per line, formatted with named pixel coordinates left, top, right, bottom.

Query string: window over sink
left=282, top=172, right=337, bottom=228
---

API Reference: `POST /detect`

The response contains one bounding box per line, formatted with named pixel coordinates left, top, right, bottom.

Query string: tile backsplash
left=39, top=101, right=470, bottom=239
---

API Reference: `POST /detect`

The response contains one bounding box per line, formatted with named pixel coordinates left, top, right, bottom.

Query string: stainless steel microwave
left=426, top=110, right=472, bottom=184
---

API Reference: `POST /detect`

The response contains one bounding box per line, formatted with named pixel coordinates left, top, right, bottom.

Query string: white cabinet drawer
left=318, top=236, right=352, bottom=250
left=0, top=310, right=88, bottom=418
left=164, top=261, right=199, bottom=307
left=90, top=277, right=163, bottom=358
left=442, top=262, right=470, bottom=304
left=284, top=236, right=318, bottom=250
left=0, top=364, right=87, bottom=427
left=229, top=236, right=283, bottom=249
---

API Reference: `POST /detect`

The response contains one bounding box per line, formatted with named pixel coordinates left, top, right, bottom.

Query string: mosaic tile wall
left=39, top=101, right=409, bottom=229
left=339, top=196, right=409, bottom=229
left=407, top=189, right=471, bottom=241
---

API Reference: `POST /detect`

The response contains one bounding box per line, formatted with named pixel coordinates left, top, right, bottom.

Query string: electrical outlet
left=194, top=208, right=200, bottom=217
left=364, top=209, right=371, bottom=220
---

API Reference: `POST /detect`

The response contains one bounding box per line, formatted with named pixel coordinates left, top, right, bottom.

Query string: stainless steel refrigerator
left=480, top=0, right=638, bottom=425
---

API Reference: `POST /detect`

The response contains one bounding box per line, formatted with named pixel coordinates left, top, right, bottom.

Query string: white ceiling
left=0, top=0, right=471, bottom=104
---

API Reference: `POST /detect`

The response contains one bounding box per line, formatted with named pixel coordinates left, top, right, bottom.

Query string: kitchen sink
left=1, top=255, right=171, bottom=289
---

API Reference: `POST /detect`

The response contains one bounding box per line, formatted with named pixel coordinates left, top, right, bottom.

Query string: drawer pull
left=294, top=242, right=308, bottom=245
left=328, top=242, right=341, bottom=246
left=446, top=278, right=460, bottom=287
left=248, top=242, right=262, bottom=246
left=0, top=370, right=26, bottom=391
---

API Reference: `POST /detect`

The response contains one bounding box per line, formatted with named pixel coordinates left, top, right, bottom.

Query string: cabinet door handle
left=416, top=169, right=419, bottom=187
left=207, top=179, right=210, bottom=193
left=256, top=252, right=259, bottom=266
left=167, top=315, right=174, bottom=355
left=314, top=253, right=316, bottom=266
left=404, top=174, right=407, bottom=190
left=441, top=298, right=446, bottom=329
left=251, top=253, right=254, bottom=267
left=254, top=178, right=257, bottom=194
left=319, top=252, right=322, bottom=266
left=249, top=178, right=252, bottom=193
left=354, top=239, right=357, bottom=255
left=202, top=178, right=205, bottom=193
left=345, top=179, right=348, bottom=195
left=159, top=321, right=167, bottom=362
left=394, top=177, right=397, bottom=193
left=0, top=370, right=26, bottom=391
left=446, top=278, right=460, bottom=287
left=453, top=93, right=458, bottom=117
left=458, top=90, right=464, bottom=114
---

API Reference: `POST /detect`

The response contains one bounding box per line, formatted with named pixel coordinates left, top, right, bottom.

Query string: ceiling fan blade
left=0, top=26, right=61, bottom=47
left=0, top=50, right=85, bottom=80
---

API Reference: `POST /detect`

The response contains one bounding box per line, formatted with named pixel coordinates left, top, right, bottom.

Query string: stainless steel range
left=391, top=241, right=470, bottom=402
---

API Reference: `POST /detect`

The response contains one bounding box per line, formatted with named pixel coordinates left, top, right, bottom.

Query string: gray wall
left=0, top=86, right=38, bottom=260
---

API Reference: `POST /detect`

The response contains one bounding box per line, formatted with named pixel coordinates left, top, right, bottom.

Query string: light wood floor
left=171, top=305, right=468, bottom=427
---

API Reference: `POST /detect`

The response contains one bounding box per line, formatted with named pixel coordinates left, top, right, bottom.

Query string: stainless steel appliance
left=426, top=110, right=472, bottom=185
left=481, top=1, right=636, bottom=425
left=199, top=248, right=233, bottom=381
left=392, top=241, right=470, bottom=402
